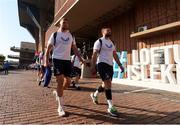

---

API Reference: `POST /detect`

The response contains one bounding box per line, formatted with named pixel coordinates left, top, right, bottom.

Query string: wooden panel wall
left=109, top=10, right=136, bottom=65
left=47, top=0, right=180, bottom=65
left=136, top=0, right=180, bottom=57
left=108, top=0, right=180, bottom=65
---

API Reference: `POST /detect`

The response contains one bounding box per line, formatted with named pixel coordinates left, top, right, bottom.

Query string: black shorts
left=37, top=65, right=41, bottom=71
left=97, top=62, right=113, bottom=81
left=53, top=59, right=72, bottom=77
left=73, top=67, right=81, bottom=77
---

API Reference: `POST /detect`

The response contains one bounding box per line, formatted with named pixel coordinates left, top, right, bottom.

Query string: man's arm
left=72, top=44, right=84, bottom=63
left=91, top=50, right=98, bottom=68
left=90, top=49, right=99, bottom=74
left=44, top=44, right=53, bottom=67
left=113, top=51, right=124, bottom=72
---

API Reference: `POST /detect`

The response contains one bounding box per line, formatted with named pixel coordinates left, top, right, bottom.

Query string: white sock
left=94, top=90, right=99, bottom=97
left=57, top=97, right=63, bottom=109
left=107, top=100, right=113, bottom=109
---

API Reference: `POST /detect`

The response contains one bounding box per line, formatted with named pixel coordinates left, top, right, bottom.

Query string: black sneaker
left=38, top=81, right=41, bottom=86
left=76, top=85, right=81, bottom=90
left=72, top=83, right=76, bottom=88
left=72, top=83, right=81, bottom=90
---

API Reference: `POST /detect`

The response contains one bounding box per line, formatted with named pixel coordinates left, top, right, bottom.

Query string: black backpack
left=99, top=39, right=102, bottom=53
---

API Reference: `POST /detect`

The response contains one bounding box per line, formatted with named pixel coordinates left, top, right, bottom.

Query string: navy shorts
left=37, top=65, right=41, bottom=71
left=97, top=62, right=113, bottom=81
left=73, top=67, right=81, bottom=77
left=53, top=59, right=72, bottom=77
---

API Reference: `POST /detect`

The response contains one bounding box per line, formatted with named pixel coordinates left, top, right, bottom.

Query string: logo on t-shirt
left=61, top=37, right=70, bottom=44
left=105, top=44, right=113, bottom=48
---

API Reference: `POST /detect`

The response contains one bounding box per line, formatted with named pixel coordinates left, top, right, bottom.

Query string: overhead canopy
left=54, top=0, right=136, bottom=38
left=18, top=0, right=54, bottom=40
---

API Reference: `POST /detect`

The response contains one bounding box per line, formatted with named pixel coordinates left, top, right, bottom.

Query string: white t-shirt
left=71, top=55, right=81, bottom=69
left=93, top=37, right=116, bottom=66
left=48, top=31, right=76, bottom=60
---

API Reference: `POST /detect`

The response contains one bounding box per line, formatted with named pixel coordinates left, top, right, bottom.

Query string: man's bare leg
left=53, top=75, right=66, bottom=116
left=63, top=77, right=71, bottom=90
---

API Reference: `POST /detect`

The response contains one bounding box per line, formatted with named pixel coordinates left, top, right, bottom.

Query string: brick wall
left=54, top=0, right=68, bottom=15
left=45, top=25, right=59, bottom=48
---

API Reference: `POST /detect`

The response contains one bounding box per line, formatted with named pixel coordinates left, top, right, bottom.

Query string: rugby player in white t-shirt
left=44, top=18, right=84, bottom=117
left=91, top=26, right=124, bottom=117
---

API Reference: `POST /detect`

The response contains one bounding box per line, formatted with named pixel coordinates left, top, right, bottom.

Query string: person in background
left=3, top=61, right=9, bottom=75
left=38, top=52, right=45, bottom=86
left=35, top=54, right=41, bottom=81
left=71, top=48, right=82, bottom=90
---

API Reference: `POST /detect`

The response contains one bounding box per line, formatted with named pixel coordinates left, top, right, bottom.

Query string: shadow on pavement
left=67, top=86, right=96, bottom=92
left=65, top=104, right=180, bottom=124
left=78, top=81, right=100, bottom=84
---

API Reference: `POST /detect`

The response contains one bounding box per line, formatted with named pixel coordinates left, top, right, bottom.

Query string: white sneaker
left=107, top=106, right=119, bottom=117
left=53, top=90, right=58, bottom=101
left=58, top=107, right=66, bottom=117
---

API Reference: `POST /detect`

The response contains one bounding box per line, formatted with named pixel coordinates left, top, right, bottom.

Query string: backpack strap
left=98, top=39, right=115, bottom=53
left=53, top=32, right=57, bottom=46
left=99, top=39, right=102, bottom=53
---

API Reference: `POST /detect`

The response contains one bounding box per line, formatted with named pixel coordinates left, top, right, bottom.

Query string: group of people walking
left=36, top=45, right=82, bottom=89
left=37, top=18, right=124, bottom=117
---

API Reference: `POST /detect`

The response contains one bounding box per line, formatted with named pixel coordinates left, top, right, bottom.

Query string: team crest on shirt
left=105, top=44, right=113, bottom=48
left=61, top=37, right=70, bottom=44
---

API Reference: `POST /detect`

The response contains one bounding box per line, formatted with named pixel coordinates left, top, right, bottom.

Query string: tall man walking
left=91, top=26, right=124, bottom=117
left=45, top=18, right=84, bottom=117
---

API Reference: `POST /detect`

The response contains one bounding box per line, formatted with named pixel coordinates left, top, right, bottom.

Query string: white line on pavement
left=123, top=88, right=152, bottom=94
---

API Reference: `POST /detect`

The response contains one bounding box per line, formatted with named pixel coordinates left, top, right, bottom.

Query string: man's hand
left=113, top=51, right=124, bottom=73
left=91, top=50, right=98, bottom=74
left=44, top=61, right=49, bottom=67
left=80, top=58, right=86, bottom=65
left=44, top=44, right=53, bottom=67
left=119, top=65, right=124, bottom=73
